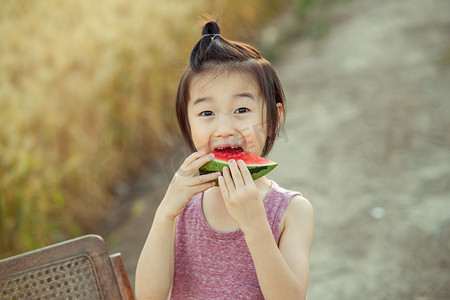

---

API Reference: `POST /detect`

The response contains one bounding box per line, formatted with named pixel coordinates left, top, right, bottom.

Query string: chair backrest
left=0, top=234, right=134, bottom=300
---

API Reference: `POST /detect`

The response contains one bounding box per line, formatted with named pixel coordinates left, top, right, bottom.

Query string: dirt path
left=105, top=0, right=450, bottom=298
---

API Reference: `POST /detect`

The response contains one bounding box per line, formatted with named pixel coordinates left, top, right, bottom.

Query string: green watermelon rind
left=199, top=159, right=278, bottom=182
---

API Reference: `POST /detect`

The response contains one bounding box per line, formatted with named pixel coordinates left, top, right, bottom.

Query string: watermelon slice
left=199, top=148, right=278, bottom=181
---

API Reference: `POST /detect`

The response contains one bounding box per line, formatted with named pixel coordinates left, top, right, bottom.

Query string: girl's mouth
left=213, top=146, right=244, bottom=152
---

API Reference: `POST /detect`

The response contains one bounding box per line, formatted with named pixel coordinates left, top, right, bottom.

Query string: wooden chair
left=0, top=234, right=135, bottom=299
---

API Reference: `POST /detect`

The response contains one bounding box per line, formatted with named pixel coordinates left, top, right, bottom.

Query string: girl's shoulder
left=268, top=180, right=303, bottom=201
left=283, top=195, right=313, bottom=235
left=269, top=180, right=313, bottom=221
left=286, top=194, right=313, bottom=217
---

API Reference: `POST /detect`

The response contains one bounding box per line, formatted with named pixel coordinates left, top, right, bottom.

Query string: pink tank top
left=170, top=180, right=301, bottom=299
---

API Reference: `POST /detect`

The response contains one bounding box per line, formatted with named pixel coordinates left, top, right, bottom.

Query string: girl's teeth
left=215, top=146, right=242, bottom=151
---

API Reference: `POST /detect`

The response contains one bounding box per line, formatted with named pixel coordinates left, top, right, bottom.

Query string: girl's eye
left=235, top=107, right=250, bottom=114
left=200, top=110, right=214, bottom=117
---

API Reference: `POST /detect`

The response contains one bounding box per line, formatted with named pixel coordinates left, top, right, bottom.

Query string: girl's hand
left=218, top=159, right=267, bottom=232
left=158, top=151, right=220, bottom=222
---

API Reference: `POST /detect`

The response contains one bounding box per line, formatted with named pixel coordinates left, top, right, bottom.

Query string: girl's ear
left=276, top=103, right=284, bottom=131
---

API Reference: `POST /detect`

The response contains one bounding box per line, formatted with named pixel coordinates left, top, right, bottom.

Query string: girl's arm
left=219, top=159, right=314, bottom=300
left=135, top=212, right=176, bottom=299
left=244, top=195, right=314, bottom=300
left=135, top=152, right=220, bottom=299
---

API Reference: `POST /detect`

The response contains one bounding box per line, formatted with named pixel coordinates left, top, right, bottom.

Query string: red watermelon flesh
left=199, top=148, right=278, bottom=181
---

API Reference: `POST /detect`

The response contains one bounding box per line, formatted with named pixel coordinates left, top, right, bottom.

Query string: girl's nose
left=213, top=116, right=237, bottom=138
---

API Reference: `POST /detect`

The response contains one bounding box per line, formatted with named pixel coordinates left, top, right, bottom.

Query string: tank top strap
left=264, top=180, right=302, bottom=244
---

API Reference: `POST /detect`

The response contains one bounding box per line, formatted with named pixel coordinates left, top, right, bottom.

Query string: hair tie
left=202, top=34, right=220, bottom=39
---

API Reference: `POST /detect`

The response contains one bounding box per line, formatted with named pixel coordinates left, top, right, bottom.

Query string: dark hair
left=176, top=20, right=286, bottom=157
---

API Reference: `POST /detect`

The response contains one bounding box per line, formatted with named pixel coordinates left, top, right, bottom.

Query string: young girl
left=136, top=21, right=314, bottom=300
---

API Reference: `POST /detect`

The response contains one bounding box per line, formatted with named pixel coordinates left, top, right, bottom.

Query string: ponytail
left=190, top=21, right=221, bottom=70
left=189, top=21, right=261, bottom=71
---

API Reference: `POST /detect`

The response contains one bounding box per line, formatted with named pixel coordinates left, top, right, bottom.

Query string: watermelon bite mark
left=199, top=148, right=278, bottom=181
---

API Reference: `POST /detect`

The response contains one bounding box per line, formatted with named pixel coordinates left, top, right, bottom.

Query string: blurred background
left=1, top=0, right=449, bottom=299
left=0, top=0, right=290, bottom=255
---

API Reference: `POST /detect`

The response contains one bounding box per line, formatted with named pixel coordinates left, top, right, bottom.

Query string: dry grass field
left=0, top=0, right=289, bottom=257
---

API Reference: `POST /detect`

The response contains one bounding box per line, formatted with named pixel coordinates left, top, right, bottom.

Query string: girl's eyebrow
left=234, top=92, right=256, bottom=101
left=192, top=92, right=255, bottom=106
left=192, top=97, right=212, bottom=106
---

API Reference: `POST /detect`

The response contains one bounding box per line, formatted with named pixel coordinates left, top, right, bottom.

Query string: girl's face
left=187, top=71, right=271, bottom=156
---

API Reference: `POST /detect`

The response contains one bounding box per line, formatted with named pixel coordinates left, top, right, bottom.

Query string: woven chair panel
left=0, top=255, right=102, bottom=300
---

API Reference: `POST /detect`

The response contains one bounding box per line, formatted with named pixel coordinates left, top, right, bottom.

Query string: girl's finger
left=227, top=159, right=244, bottom=188
left=179, top=151, right=205, bottom=169
left=222, top=166, right=235, bottom=191
left=218, top=176, right=229, bottom=200
left=188, top=171, right=221, bottom=186
left=188, top=152, right=214, bottom=171
left=237, top=159, right=253, bottom=185
left=179, top=152, right=213, bottom=177
left=191, top=181, right=217, bottom=194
